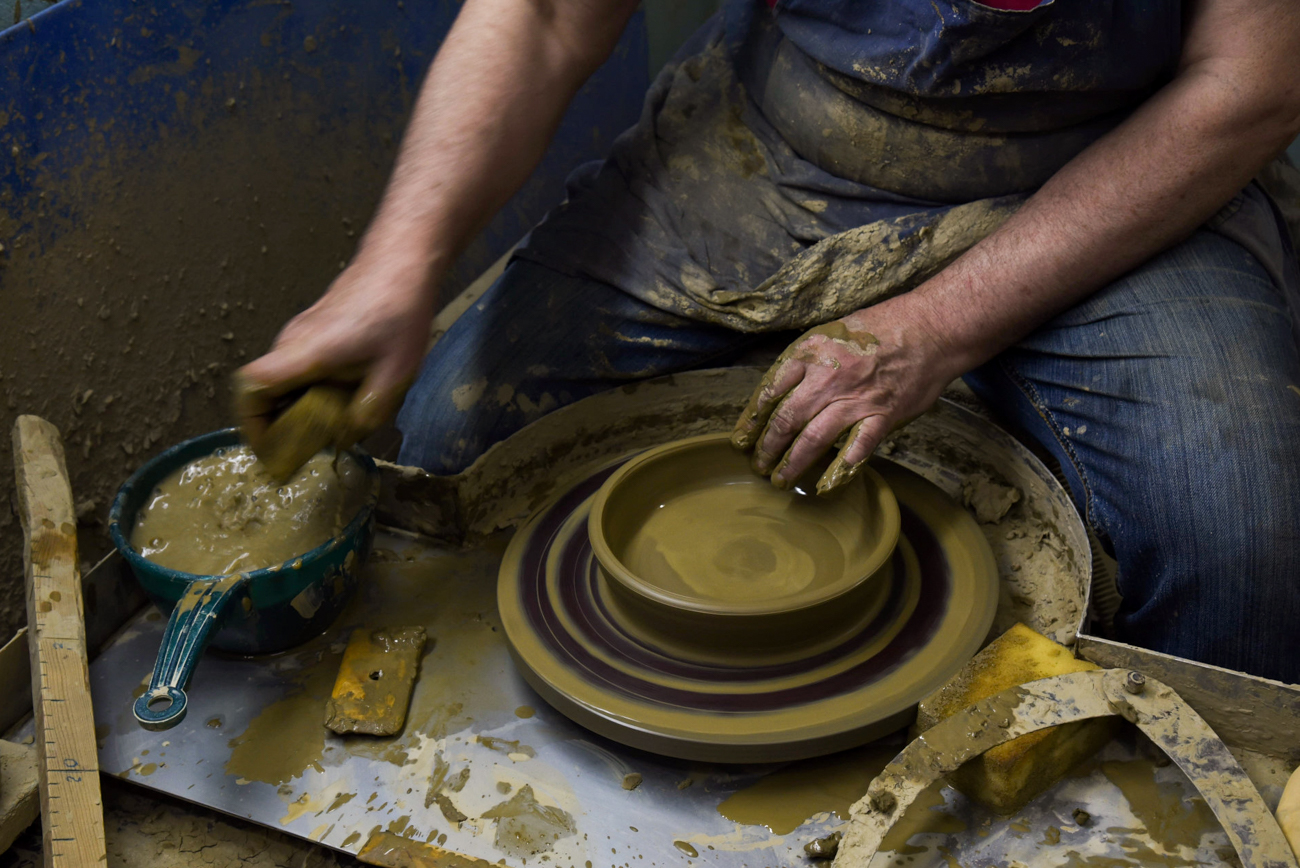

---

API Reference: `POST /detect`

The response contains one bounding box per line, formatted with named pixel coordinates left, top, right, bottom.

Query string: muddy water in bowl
left=131, top=444, right=368, bottom=576
left=620, top=480, right=858, bottom=606
left=589, top=434, right=901, bottom=657
left=110, top=429, right=378, bottom=730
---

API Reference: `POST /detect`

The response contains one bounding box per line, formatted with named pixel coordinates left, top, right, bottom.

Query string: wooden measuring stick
left=12, top=416, right=106, bottom=867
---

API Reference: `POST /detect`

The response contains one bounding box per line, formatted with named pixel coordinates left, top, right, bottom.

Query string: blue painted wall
left=0, top=0, right=647, bottom=290
left=0, top=0, right=649, bottom=640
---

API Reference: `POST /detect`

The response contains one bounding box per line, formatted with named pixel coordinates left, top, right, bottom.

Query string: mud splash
left=224, top=655, right=337, bottom=786
left=480, top=784, right=577, bottom=860
left=1101, top=759, right=1220, bottom=852
left=717, top=744, right=896, bottom=834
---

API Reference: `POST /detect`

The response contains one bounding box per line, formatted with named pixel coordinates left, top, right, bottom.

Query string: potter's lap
left=968, top=226, right=1300, bottom=682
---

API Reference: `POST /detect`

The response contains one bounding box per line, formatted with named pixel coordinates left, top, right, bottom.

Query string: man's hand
left=738, top=0, right=1300, bottom=491
left=234, top=248, right=435, bottom=448
left=731, top=297, right=957, bottom=494
left=236, top=0, right=639, bottom=445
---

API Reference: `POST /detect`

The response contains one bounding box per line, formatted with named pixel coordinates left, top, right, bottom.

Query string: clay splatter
left=673, top=840, right=699, bottom=857
left=717, top=744, right=896, bottom=834
left=481, top=784, right=577, bottom=860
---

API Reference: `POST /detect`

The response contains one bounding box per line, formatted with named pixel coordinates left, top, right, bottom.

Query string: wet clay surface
left=131, top=446, right=367, bottom=575
left=595, top=435, right=898, bottom=618
left=479, top=784, right=577, bottom=860
left=1096, top=757, right=1219, bottom=854
left=717, top=743, right=898, bottom=834
left=715, top=743, right=974, bottom=857
left=620, top=481, right=856, bottom=605
left=501, top=456, right=997, bottom=762
left=224, top=659, right=335, bottom=787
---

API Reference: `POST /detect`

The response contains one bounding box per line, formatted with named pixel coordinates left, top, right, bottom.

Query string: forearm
left=357, top=0, right=637, bottom=302
left=894, top=0, right=1300, bottom=379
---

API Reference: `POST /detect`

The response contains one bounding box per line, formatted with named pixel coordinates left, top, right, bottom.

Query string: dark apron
left=514, top=0, right=1183, bottom=332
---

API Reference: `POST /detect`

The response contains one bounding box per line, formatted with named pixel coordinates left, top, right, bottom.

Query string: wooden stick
left=12, top=416, right=106, bottom=867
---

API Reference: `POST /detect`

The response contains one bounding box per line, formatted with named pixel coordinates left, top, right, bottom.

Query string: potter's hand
left=235, top=250, right=435, bottom=448
left=731, top=300, right=955, bottom=494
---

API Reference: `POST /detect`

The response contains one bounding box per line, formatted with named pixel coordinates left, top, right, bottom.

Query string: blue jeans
left=399, top=227, right=1300, bottom=684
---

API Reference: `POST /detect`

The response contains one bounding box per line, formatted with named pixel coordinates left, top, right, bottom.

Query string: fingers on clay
left=730, top=358, right=804, bottom=452
left=752, top=389, right=806, bottom=476
left=816, top=417, right=885, bottom=496
left=770, top=404, right=857, bottom=489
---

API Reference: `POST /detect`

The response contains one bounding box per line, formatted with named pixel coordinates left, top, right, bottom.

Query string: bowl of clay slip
left=109, top=428, right=379, bottom=729
left=588, top=433, right=900, bottom=663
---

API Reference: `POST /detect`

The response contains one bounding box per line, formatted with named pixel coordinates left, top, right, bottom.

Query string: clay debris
left=481, top=785, right=576, bottom=861
left=962, top=472, right=1022, bottom=524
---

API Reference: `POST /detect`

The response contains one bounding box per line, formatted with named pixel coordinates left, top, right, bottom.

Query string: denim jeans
left=398, top=221, right=1300, bottom=684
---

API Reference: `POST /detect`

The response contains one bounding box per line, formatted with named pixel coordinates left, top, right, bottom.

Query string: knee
left=396, top=371, right=523, bottom=475
left=1112, top=448, right=1300, bottom=681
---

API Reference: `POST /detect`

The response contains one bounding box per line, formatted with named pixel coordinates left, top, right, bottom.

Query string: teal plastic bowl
left=108, top=428, right=379, bottom=730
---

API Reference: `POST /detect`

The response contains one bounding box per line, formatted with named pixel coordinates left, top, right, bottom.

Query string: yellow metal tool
left=325, top=627, right=428, bottom=737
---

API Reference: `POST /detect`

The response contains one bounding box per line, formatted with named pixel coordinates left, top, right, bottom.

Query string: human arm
left=235, top=0, right=640, bottom=445
left=733, top=0, right=1300, bottom=492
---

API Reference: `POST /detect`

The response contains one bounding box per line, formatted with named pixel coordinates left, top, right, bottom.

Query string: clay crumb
left=1072, top=808, right=1091, bottom=826
left=621, top=772, right=643, bottom=791
left=962, top=471, right=1022, bottom=524
left=804, top=830, right=841, bottom=860
left=673, top=840, right=699, bottom=858
left=432, top=792, right=467, bottom=825
left=676, top=778, right=693, bottom=790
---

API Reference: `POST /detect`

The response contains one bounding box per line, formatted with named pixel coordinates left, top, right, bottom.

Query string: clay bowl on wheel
left=588, top=432, right=900, bottom=662
left=108, top=428, right=379, bottom=730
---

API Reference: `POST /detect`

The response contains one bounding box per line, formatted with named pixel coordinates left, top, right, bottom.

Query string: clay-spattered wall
left=0, top=0, right=648, bottom=644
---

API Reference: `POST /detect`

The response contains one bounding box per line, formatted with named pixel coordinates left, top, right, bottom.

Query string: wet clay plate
left=498, top=456, right=999, bottom=763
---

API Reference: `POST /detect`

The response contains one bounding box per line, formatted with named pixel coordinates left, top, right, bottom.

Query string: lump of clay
left=962, top=472, right=1021, bottom=524
left=131, top=445, right=368, bottom=575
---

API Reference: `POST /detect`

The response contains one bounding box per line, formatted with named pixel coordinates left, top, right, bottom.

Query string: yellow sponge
left=247, top=384, right=352, bottom=481
left=915, top=623, right=1120, bottom=814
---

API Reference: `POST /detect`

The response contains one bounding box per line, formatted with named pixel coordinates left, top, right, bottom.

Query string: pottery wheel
left=498, top=456, right=999, bottom=763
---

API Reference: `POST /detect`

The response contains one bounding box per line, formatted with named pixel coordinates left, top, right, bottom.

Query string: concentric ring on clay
left=499, top=456, right=999, bottom=762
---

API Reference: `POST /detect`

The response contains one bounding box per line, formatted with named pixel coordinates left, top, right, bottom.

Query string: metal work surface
left=90, top=536, right=1260, bottom=868
left=88, top=368, right=1214, bottom=866
left=1077, top=634, right=1300, bottom=763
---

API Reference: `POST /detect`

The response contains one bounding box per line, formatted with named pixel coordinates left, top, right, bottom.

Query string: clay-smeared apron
left=514, top=0, right=1190, bottom=332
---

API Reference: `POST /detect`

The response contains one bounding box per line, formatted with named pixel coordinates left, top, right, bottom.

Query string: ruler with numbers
left=13, top=416, right=107, bottom=867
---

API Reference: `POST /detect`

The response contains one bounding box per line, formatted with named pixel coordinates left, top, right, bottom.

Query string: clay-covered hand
left=234, top=249, right=436, bottom=450
left=731, top=302, right=956, bottom=494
